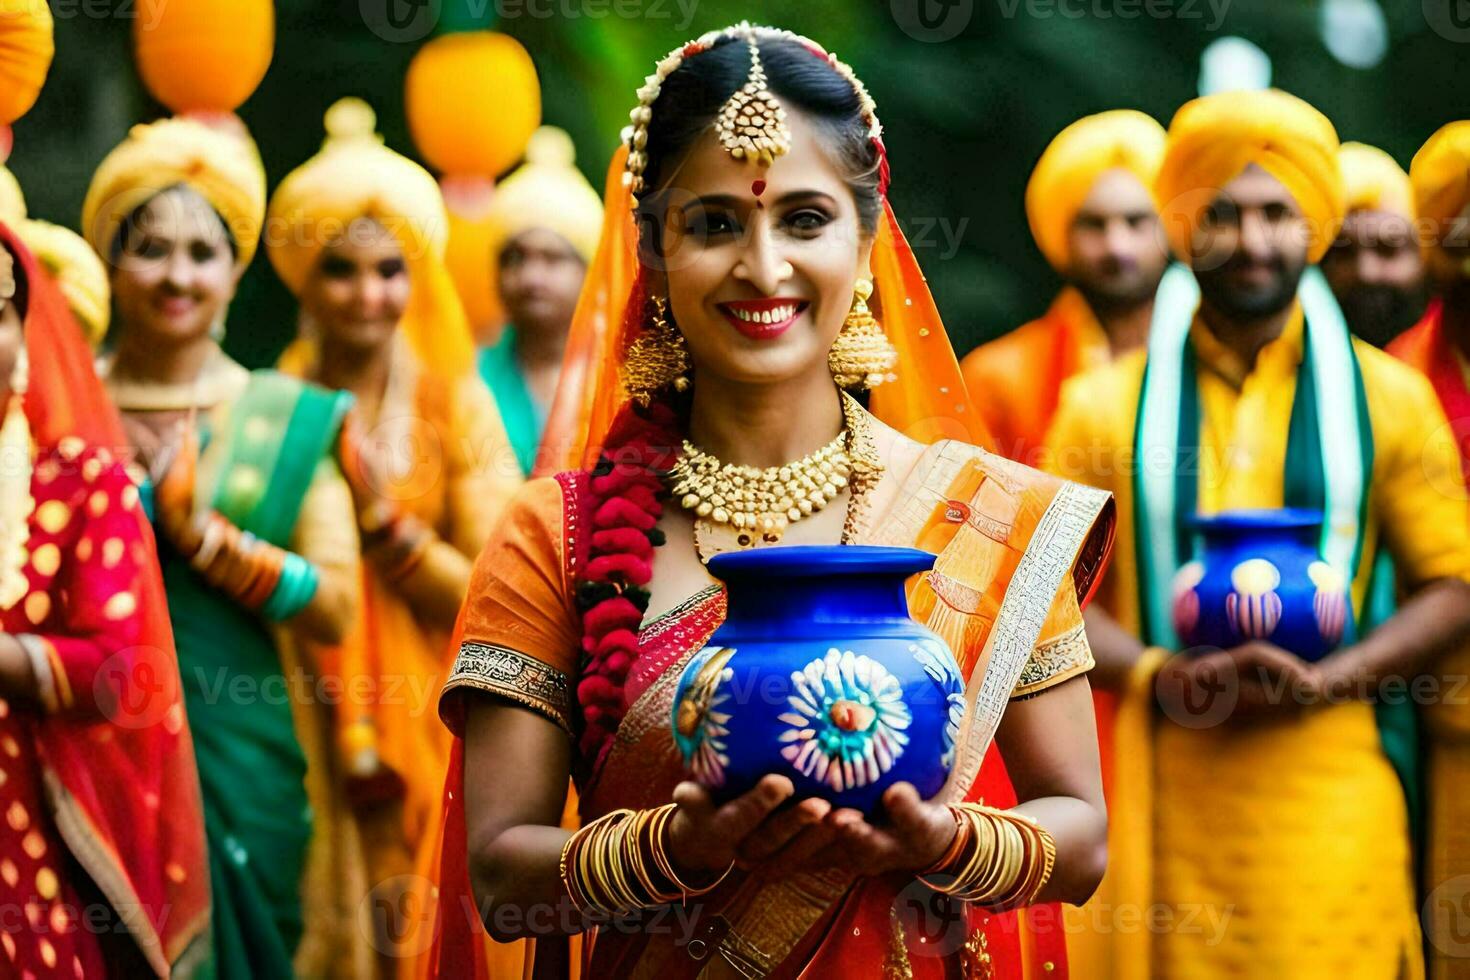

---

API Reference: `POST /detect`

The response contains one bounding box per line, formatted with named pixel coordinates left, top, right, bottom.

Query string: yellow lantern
left=406, top=32, right=540, bottom=179
left=407, top=32, right=541, bottom=339
left=0, top=0, right=55, bottom=127
left=134, top=0, right=274, bottom=114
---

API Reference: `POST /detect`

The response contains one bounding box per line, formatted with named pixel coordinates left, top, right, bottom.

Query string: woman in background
left=0, top=220, right=207, bottom=977
left=269, top=98, right=521, bottom=974
left=84, top=115, right=361, bottom=978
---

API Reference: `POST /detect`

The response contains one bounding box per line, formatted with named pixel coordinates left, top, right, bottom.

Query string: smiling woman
left=428, top=22, right=1116, bottom=979
left=83, top=115, right=361, bottom=980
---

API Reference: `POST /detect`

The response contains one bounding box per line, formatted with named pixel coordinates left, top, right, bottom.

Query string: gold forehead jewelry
left=715, top=38, right=790, bottom=168
left=622, top=22, right=882, bottom=210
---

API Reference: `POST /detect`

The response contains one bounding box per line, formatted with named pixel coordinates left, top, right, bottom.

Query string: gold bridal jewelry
left=673, top=391, right=882, bottom=558
left=622, top=295, right=692, bottom=405
left=829, top=278, right=898, bottom=390
left=715, top=37, right=791, bottom=167
left=622, top=23, right=881, bottom=208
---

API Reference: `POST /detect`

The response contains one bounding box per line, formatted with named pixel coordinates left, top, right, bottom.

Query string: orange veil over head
left=536, top=142, right=993, bottom=476
left=2, top=220, right=208, bottom=975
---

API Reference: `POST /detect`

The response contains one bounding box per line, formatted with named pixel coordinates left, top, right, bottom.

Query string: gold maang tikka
left=715, top=38, right=791, bottom=167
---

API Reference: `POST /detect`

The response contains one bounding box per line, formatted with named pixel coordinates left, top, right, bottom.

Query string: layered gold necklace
left=670, top=392, right=882, bottom=559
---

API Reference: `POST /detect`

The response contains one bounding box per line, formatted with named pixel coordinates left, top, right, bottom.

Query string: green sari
left=149, top=371, right=352, bottom=978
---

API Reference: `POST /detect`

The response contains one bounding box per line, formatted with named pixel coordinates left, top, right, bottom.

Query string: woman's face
left=652, top=108, right=873, bottom=388
left=300, top=217, right=410, bottom=355
left=110, top=186, right=240, bottom=345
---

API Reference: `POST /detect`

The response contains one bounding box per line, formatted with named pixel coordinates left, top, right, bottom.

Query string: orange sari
left=960, top=288, right=1110, bottom=469
left=431, top=430, right=1114, bottom=978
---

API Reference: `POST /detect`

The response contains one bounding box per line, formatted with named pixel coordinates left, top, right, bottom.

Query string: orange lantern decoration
left=134, top=0, right=274, bottom=116
left=0, top=0, right=55, bottom=127
left=406, top=31, right=541, bottom=338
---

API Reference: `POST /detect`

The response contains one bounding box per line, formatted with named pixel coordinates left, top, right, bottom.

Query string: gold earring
left=623, top=295, right=692, bottom=405
left=829, top=279, right=897, bottom=390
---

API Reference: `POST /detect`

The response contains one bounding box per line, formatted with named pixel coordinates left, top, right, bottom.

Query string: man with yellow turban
left=268, top=97, right=522, bottom=978
left=962, top=110, right=1167, bottom=468
left=1321, top=142, right=1426, bottom=348
left=478, top=125, right=602, bottom=476
left=1386, top=119, right=1470, bottom=980
left=1045, top=89, right=1470, bottom=978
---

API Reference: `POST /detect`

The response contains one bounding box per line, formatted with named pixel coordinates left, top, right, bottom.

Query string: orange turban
left=0, top=0, right=54, bottom=126
left=1339, top=142, right=1414, bottom=222
left=1410, top=120, right=1470, bottom=246
left=1025, top=109, right=1165, bottom=271
left=82, top=116, right=267, bottom=271
left=267, top=98, right=473, bottom=378
left=1155, top=88, right=1344, bottom=263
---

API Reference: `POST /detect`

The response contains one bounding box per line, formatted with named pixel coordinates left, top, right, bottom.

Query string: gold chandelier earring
left=829, top=278, right=897, bottom=390
left=623, top=295, right=692, bottom=405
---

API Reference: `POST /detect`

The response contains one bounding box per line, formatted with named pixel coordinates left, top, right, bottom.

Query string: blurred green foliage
left=7, top=0, right=1467, bottom=366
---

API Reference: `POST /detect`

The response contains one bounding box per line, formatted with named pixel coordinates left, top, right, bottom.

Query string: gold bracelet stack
left=559, top=805, right=733, bottom=917
left=919, top=804, right=1057, bottom=910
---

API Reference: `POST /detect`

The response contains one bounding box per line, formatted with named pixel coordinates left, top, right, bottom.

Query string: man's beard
left=1336, top=283, right=1429, bottom=348
left=1195, top=253, right=1306, bottom=320
left=1072, top=262, right=1164, bottom=315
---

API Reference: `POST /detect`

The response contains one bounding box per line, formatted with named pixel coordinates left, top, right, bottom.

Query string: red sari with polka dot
left=0, top=223, right=208, bottom=977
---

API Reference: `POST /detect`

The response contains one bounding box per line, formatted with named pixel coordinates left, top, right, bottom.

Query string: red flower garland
left=572, top=284, right=684, bottom=769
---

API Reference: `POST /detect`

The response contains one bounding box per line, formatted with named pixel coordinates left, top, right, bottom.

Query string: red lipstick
left=717, top=297, right=808, bottom=340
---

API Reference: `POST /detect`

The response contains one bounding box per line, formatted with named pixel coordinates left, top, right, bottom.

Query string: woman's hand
left=337, top=408, right=395, bottom=515
left=153, top=418, right=205, bottom=556
left=666, top=778, right=957, bottom=880
left=789, top=783, right=958, bottom=878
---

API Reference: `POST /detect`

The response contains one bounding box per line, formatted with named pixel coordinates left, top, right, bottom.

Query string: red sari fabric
left=1388, top=298, right=1470, bottom=481
left=0, top=222, right=207, bottom=976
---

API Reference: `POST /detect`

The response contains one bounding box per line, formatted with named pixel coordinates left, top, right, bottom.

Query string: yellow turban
left=81, top=116, right=267, bottom=271
left=1339, top=142, right=1414, bottom=222
left=0, top=0, right=54, bottom=127
left=267, top=98, right=473, bottom=377
left=1410, top=120, right=1470, bottom=245
left=19, top=218, right=110, bottom=346
left=1025, top=109, right=1166, bottom=271
left=0, top=164, right=24, bottom=225
left=1155, top=88, right=1344, bottom=263
left=486, top=126, right=603, bottom=265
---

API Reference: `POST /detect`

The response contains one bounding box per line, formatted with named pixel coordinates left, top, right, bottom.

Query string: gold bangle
left=651, top=803, right=733, bottom=901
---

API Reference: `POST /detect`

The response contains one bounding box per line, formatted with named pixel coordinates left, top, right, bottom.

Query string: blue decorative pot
left=1170, top=509, right=1353, bottom=662
left=671, top=546, right=964, bottom=816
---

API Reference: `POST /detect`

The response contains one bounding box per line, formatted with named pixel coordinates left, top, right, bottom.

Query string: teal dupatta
left=161, top=370, right=352, bottom=979
left=478, top=327, right=547, bottom=478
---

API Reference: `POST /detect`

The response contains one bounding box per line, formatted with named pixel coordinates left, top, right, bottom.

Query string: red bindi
left=751, top=179, right=767, bottom=197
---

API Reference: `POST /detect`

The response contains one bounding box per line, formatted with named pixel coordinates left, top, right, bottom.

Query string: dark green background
left=7, top=0, right=1464, bottom=366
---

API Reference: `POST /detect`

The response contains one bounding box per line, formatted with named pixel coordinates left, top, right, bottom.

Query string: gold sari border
left=445, top=641, right=575, bottom=734
left=1012, top=621, right=1093, bottom=699
left=41, top=768, right=175, bottom=978
left=943, top=479, right=1111, bottom=801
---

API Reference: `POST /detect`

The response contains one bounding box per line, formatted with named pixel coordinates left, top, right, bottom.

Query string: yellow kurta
left=1044, top=307, right=1470, bottom=979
